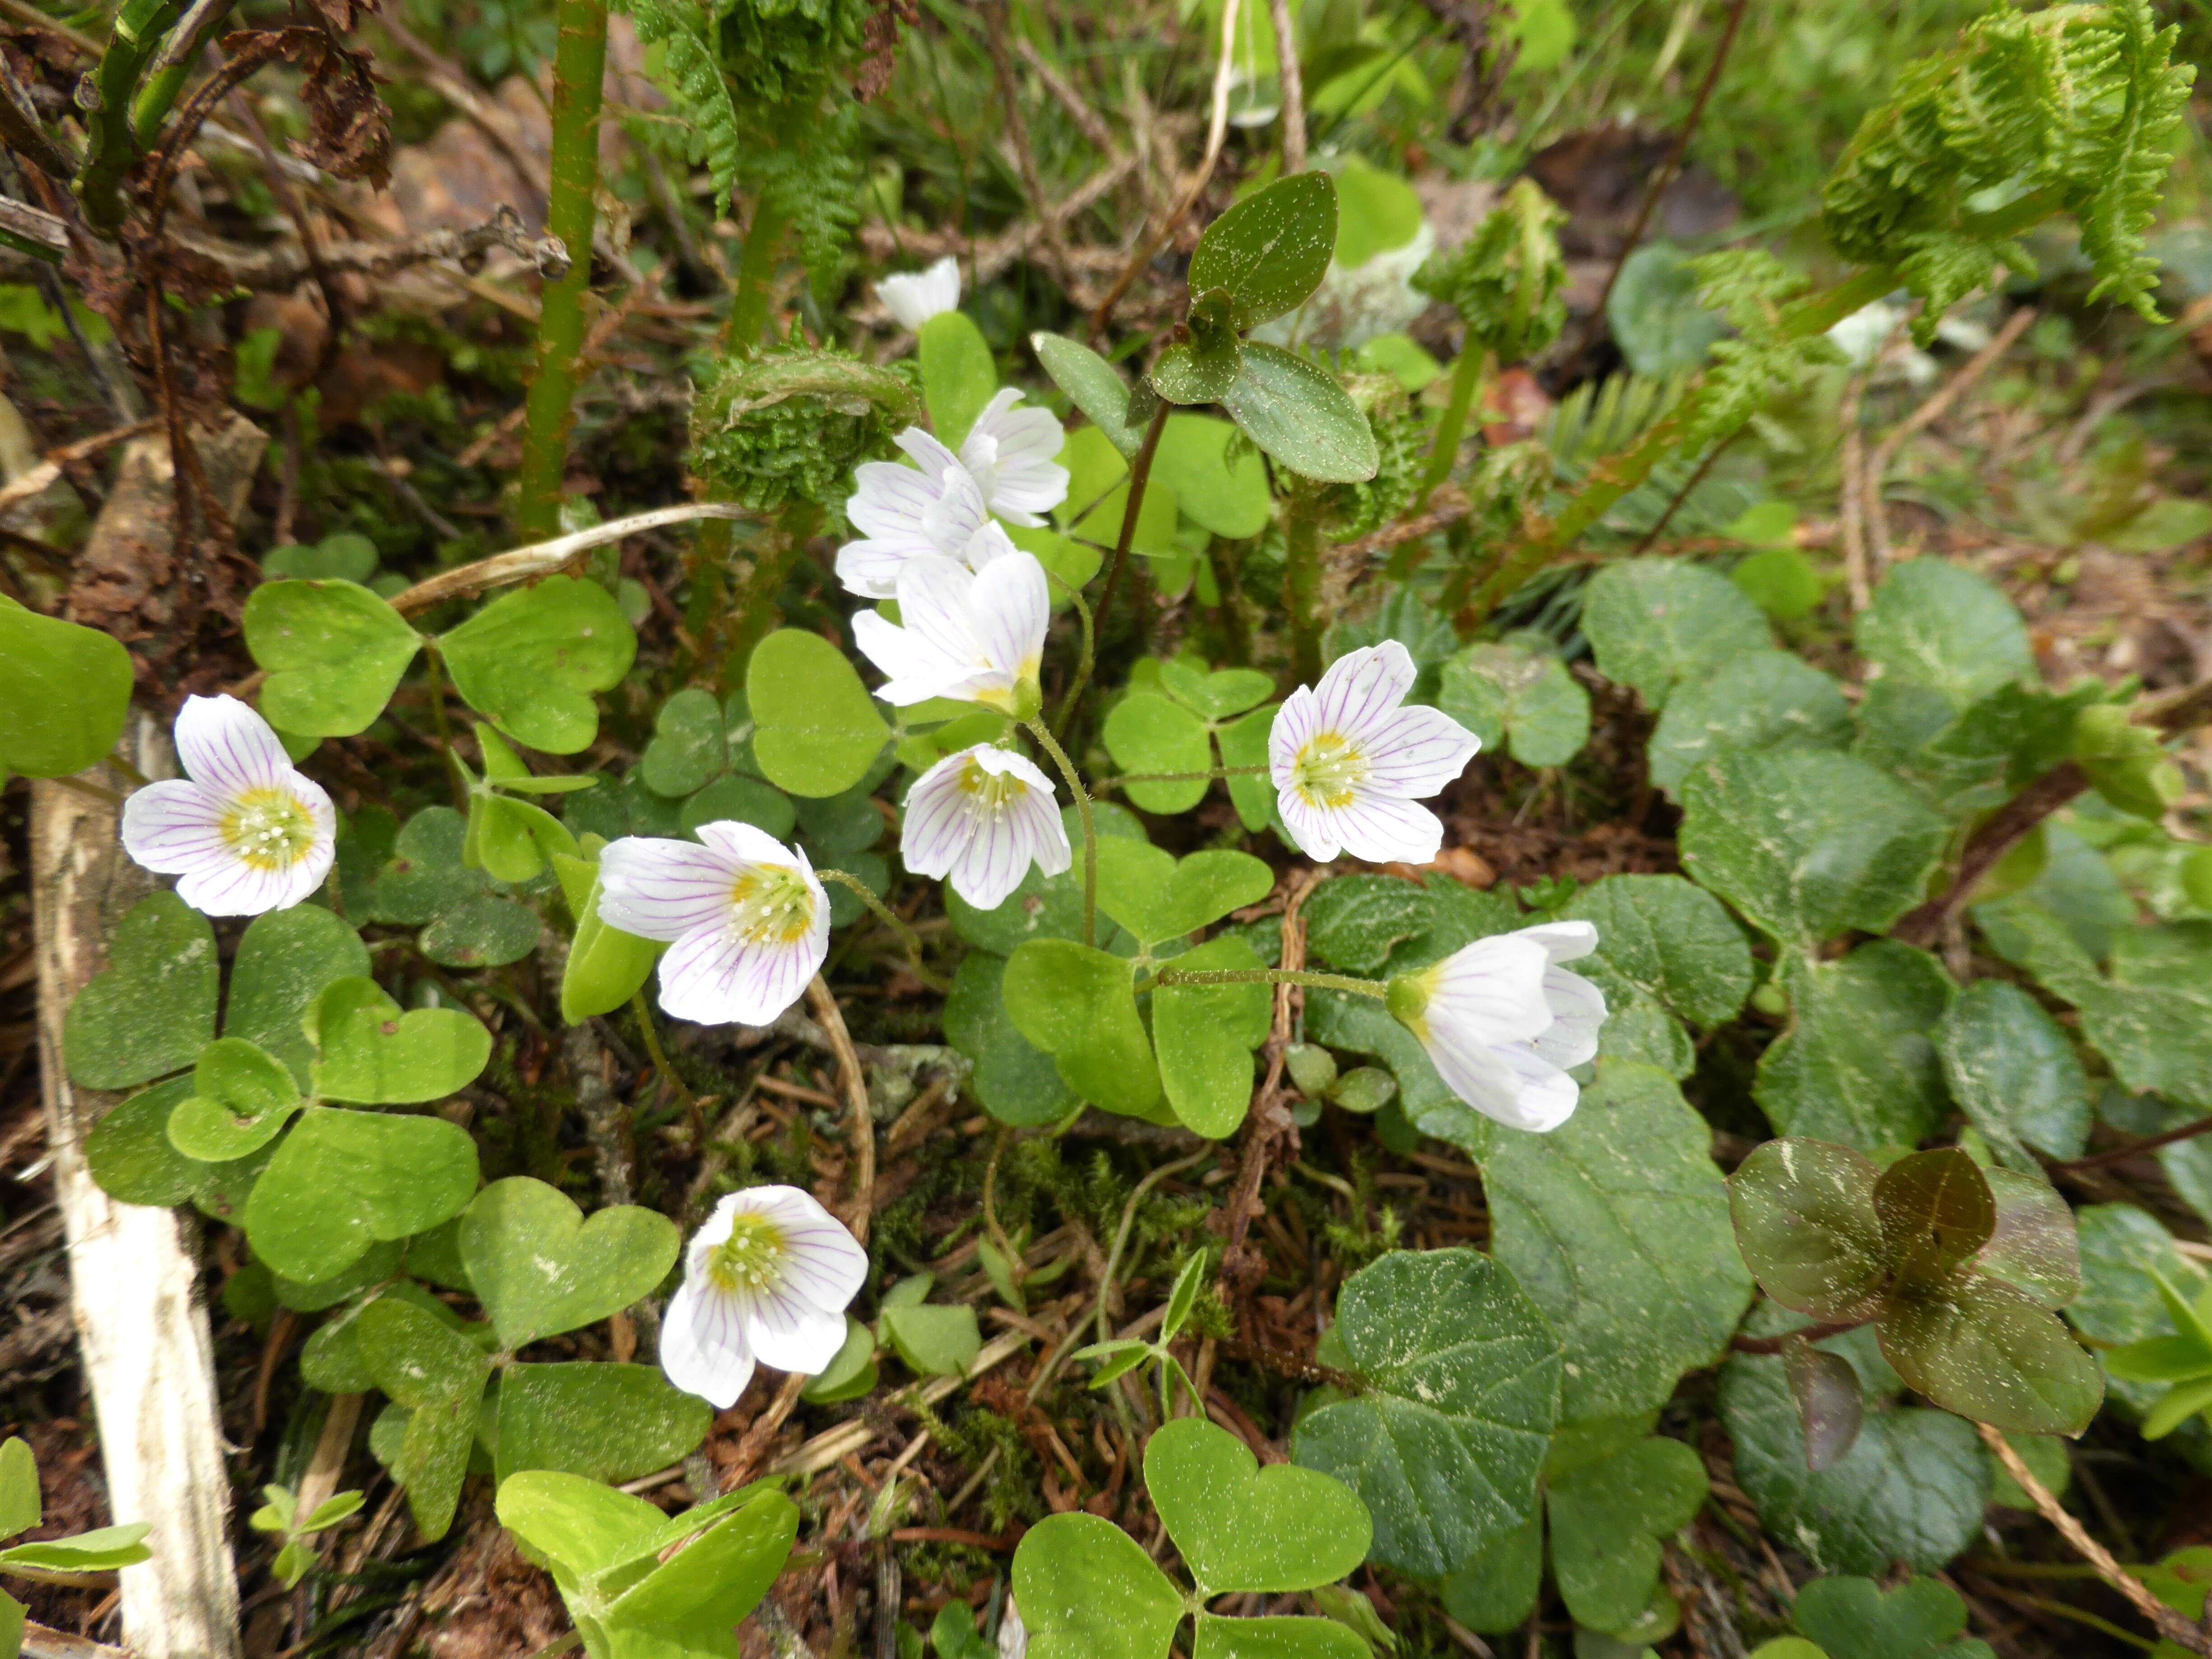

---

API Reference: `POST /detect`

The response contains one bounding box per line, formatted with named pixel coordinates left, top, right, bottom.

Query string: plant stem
left=1282, top=488, right=1327, bottom=684
left=1729, top=1319, right=1867, bottom=1355
left=1047, top=574, right=1094, bottom=731
left=75, top=0, right=186, bottom=232
left=1024, top=719, right=1097, bottom=949
left=1137, top=966, right=1388, bottom=998
left=726, top=196, right=790, bottom=358
left=816, top=867, right=927, bottom=969
left=628, top=989, right=697, bottom=1118
left=1093, top=1148, right=1214, bottom=1345
left=1099, top=763, right=1272, bottom=790
left=512, top=0, right=609, bottom=539
left=1063, top=398, right=1171, bottom=733
left=421, top=646, right=472, bottom=811
left=1416, top=347, right=1487, bottom=510
left=725, top=502, right=822, bottom=678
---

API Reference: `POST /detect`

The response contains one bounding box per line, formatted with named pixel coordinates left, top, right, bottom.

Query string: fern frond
left=1543, top=371, right=1694, bottom=473
left=627, top=0, right=744, bottom=208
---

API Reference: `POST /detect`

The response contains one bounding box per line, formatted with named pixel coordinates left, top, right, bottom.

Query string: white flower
left=836, top=429, right=995, bottom=600
left=120, top=694, right=336, bottom=916
left=853, top=549, right=1049, bottom=717
left=958, top=389, right=1068, bottom=526
left=1386, top=921, right=1608, bottom=1133
left=1270, top=641, right=1481, bottom=864
left=660, top=1186, right=870, bottom=1409
left=876, top=255, right=962, bottom=332
left=598, top=822, right=830, bottom=1027
left=902, top=744, right=1070, bottom=909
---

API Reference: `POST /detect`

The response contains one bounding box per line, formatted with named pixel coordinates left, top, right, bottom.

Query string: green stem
left=726, top=502, right=822, bottom=678
left=512, top=0, right=610, bottom=539
left=628, top=989, right=697, bottom=1118
left=1023, top=719, right=1097, bottom=950
left=75, top=0, right=186, bottom=232
left=1062, top=398, right=1170, bottom=734
left=1046, top=572, right=1094, bottom=731
left=1283, top=489, right=1326, bottom=684
left=1098, top=764, right=1271, bottom=790
left=726, top=196, right=790, bottom=359
left=1416, top=346, right=1487, bottom=510
left=1134, top=967, right=1388, bottom=998
left=817, top=867, right=927, bottom=966
left=422, top=646, right=472, bottom=811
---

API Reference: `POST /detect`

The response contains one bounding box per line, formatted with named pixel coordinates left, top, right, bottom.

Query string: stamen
left=729, top=863, right=817, bottom=947
left=705, top=1212, right=787, bottom=1293
left=1292, top=731, right=1369, bottom=810
left=218, top=787, right=319, bottom=872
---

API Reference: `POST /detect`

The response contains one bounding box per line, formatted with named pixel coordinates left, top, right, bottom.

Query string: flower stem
left=422, top=645, right=472, bottom=811
left=628, top=989, right=697, bottom=1119
left=816, top=867, right=928, bottom=970
left=1136, top=966, right=1387, bottom=998
left=1023, top=719, right=1097, bottom=949
left=511, top=0, right=609, bottom=540
left=1415, top=346, right=1487, bottom=511
left=1045, top=572, right=1095, bottom=732
left=1099, top=763, right=1271, bottom=789
left=1061, top=397, right=1170, bottom=735
left=726, top=502, right=823, bottom=680
left=1282, top=488, right=1326, bottom=684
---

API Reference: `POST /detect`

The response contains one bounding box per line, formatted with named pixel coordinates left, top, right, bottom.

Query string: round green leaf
left=552, top=850, right=661, bottom=1023
left=1030, top=332, right=1148, bottom=459
left=1154, top=934, right=1273, bottom=1139
left=0, top=1439, right=39, bottom=1541
left=1012, top=1514, right=1184, bottom=1659
left=1437, top=642, right=1589, bottom=768
left=459, top=1176, right=681, bottom=1350
left=1150, top=339, right=1243, bottom=407
left=0, top=596, right=133, bottom=778
left=943, top=951, right=1077, bottom=1128
left=602, top=1490, right=800, bottom=1639
left=1093, top=841, right=1275, bottom=947
left=1646, top=650, right=1853, bottom=797
left=438, top=576, right=637, bottom=755
left=801, top=1317, right=879, bottom=1403
left=1606, top=243, right=1724, bottom=377
left=1855, top=559, right=2035, bottom=710
left=1936, top=980, right=2092, bottom=1167
left=245, top=1107, right=481, bottom=1284
left=367, top=806, right=492, bottom=926
left=225, top=904, right=371, bottom=1088
left=356, top=1295, right=492, bottom=1541
left=681, top=773, right=796, bottom=841
left=1547, top=1435, right=1707, bottom=1636
left=1873, top=1148, right=1996, bottom=1276
left=919, top=310, right=998, bottom=446
left=1001, top=939, right=1163, bottom=1119
left=85, top=1076, right=201, bottom=1205
left=493, top=1361, right=709, bottom=1484
left=1145, top=1417, right=1371, bottom=1593
left=1879, top=1271, right=2104, bottom=1436
left=1561, top=873, right=1753, bottom=1031
left=1792, top=1575, right=1966, bottom=1659
left=1753, top=945, right=1954, bottom=1153
left=748, top=628, right=891, bottom=798
left=264, top=533, right=378, bottom=583
left=420, top=896, right=540, bottom=969
left=1104, top=692, right=1213, bottom=813
left=308, top=977, right=492, bottom=1104
left=1581, top=558, right=1771, bottom=712
left=167, top=1037, right=302, bottom=1161
left=64, top=891, right=217, bottom=1092
left=245, top=581, right=421, bottom=737
left=1153, top=415, right=1271, bottom=539
left=1220, top=343, right=1379, bottom=483
left=1190, top=172, right=1339, bottom=330
left=1728, top=1139, right=1892, bottom=1322
left=641, top=688, right=731, bottom=799
left=881, top=1303, right=982, bottom=1376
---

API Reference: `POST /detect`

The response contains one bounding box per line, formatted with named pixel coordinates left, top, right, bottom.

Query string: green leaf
left=1975, top=1171, right=2081, bottom=1310
left=1216, top=703, right=1281, bottom=834
left=493, top=1362, right=709, bottom=1484
left=1879, top=1271, right=2103, bottom=1435
left=1718, top=1334, right=1989, bottom=1575
left=1104, top=693, right=1214, bottom=813
left=881, top=1303, right=983, bottom=1376
left=1993, top=917, right=2212, bottom=1112
left=1189, top=171, right=1339, bottom=330
left=225, top=904, right=371, bottom=1088
left=1936, top=981, right=2092, bottom=1169
left=0, top=1523, right=151, bottom=1572
left=1155, top=935, right=1274, bottom=1139
left=1873, top=1148, right=1995, bottom=1276
left=496, top=1468, right=668, bottom=1578
left=1303, top=876, right=1435, bottom=975
left=0, top=1441, right=39, bottom=1542
left=264, top=533, right=378, bottom=584
left=1155, top=660, right=1275, bottom=721
left=1193, top=1618, right=1368, bottom=1659
left=1093, top=841, right=1275, bottom=947
left=1220, top=343, right=1379, bottom=484
left=1679, top=751, right=1947, bottom=950
left=1030, top=333, right=1149, bottom=459
left=468, top=789, right=576, bottom=886
left=640, top=688, right=728, bottom=798
left=0, top=1587, right=22, bottom=1659
left=1856, top=560, right=2034, bottom=710
left=166, top=1037, right=301, bottom=1160
left=600, top=1490, right=799, bottom=1642
left=244, top=1107, right=480, bottom=1284
left=1605, top=243, right=1725, bottom=377
left=245, top=581, right=421, bottom=737
left=1732, top=545, right=1827, bottom=620
left=460, top=1176, right=680, bottom=1350
left=439, top=577, right=635, bottom=754
left=1437, top=1514, right=1541, bottom=1634
left=1062, top=426, right=1182, bottom=555
left=2067, top=1205, right=2211, bottom=1425
left=356, top=1296, right=493, bottom=1541
left=1580, top=558, right=1770, bottom=712
left=1485, top=1063, right=1753, bottom=1420
left=1547, top=1434, right=1707, bottom=1635
left=0, top=595, right=133, bottom=778
left=1290, top=1248, right=1561, bottom=1577
left=918, top=311, right=997, bottom=447
left=1561, top=874, right=1753, bottom=1031
left=1437, top=643, right=1589, bottom=768
left=1146, top=1418, right=1371, bottom=1593
left=419, top=896, right=539, bottom=970
left=308, top=977, right=491, bottom=1104
left=366, top=806, right=491, bottom=927
left=85, top=1077, right=201, bottom=1205
left=1728, top=1139, right=1892, bottom=1323
left=943, top=951, right=1076, bottom=1127
left=1792, top=1575, right=1968, bottom=1659
left=1754, top=945, right=1954, bottom=1153
left=1151, top=339, right=1244, bottom=406
left=63, top=892, right=217, bottom=1092
left=1012, top=1514, right=1184, bottom=1659
left=682, top=773, right=796, bottom=842
left=1003, top=940, right=1162, bottom=1119
left=801, top=1317, right=879, bottom=1403
left=1154, top=415, right=1272, bottom=539
left=1646, top=651, right=1854, bottom=798
left=747, top=629, right=891, bottom=798
left=553, top=850, right=661, bottom=1023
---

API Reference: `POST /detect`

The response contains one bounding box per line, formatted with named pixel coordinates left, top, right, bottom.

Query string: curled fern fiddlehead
left=689, top=340, right=921, bottom=511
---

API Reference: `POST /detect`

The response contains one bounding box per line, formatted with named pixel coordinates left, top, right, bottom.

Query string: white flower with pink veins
left=660, top=1186, right=870, bottom=1408
left=902, top=743, right=1070, bottom=910
left=596, top=822, right=830, bottom=1027
left=875, top=255, right=962, bottom=332
left=1269, top=641, right=1482, bottom=864
left=853, top=549, right=1050, bottom=718
left=1387, top=921, right=1608, bottom=1132
left=120, top=694, right=336, bottom=916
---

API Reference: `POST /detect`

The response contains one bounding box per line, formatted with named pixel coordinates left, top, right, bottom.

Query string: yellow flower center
left=729, top=863, right=817, bottom=947
left=1291, top=731, right=1368, bottom=810
left=972, top=660, right=1044, bottom=721
left=219, top=787, right=318, bottom=872
left=956, top=757, right=1027, bottom=820
left=705, top=1212, right=786, bottom=1294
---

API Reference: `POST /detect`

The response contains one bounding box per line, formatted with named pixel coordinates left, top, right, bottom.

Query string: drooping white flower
left=958, top=389, right=1068, bottom=526
left=1270, top=641, right=1481, bottom=864
left=120, top=694, right=336, bottom=917
left=876, top=254, right=962, bottom=332
left=902, top=744, right=1069, bottom=909
left=836, top=430, right=995, bottom=599
left=598, top=822, right=830, bottom=1027
left=853, top=549, right=1049, bottom=717
left=660, top=1185, right=870, bottom=1409
left=1386, top=921, right=1608, bottom=1133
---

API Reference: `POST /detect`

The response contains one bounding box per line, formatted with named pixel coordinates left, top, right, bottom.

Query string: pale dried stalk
left=1267, top=0, right=1306, bottom=174
left=1977, top=1421, right=2212, bottom=1655
left=1863, top=305, right=2038, bottom=572
left=804, top=975, right=875, bottom=1246
left=388, top=502, right=750, bottom=616
left=0, top=421, right=161, bottom=518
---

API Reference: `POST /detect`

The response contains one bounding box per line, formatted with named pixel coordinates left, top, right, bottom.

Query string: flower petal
left=599, top=836, right=741, bottom=942
left=731, top=1283, right=853, bottom=1375
left=876, top=255, right=961, bottom=331
left=120, top=780, right=228, bottom=876
left=726, top=1185, right=871, bottom=1311
left=1515, top=919, right=1600, bottom=965
left=660, top=1279, right=757, bottom=1409
left=1268, top=687, right=1322, bottom=787
left=962, top=389, right=1068, bottom=524
left=1534, top=967, right=1607, bottom=1069
left=657, top=919, right=825, bottom=1027
left=694, top=820, right=808, bottom=871
left=1275, top=785, right=1344, bottom=862
left=968, top=551, right=1048, bottom=686
left=1312, top=642, right=1417, bottom=744
left=174, top=694, right=292, bottom=795
left=1359, top=703, right=1482, bottom=798
left=1322, top=790, right=1445, bottom=864
left=1425, top=934, right=1556, bottom=1046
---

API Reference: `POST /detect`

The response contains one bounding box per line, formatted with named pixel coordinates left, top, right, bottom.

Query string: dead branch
left=173, top=205, right=567, bottom=291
